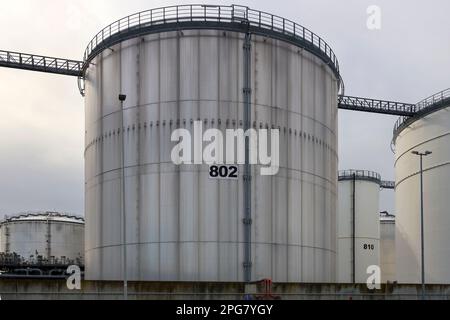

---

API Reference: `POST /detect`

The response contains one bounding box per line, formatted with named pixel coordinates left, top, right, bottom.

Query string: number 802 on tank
left=209, top=165, right=239, bottom=180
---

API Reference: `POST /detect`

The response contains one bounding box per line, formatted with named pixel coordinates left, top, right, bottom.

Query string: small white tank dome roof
left=1, top=211, right=84, bottom=224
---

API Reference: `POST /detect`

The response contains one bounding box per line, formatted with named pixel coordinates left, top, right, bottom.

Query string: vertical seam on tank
left=119, top=41, right=126, bottom=282
left=252, top=32, right=255, bottom=282
left=299, top=50, right=304, bottom=282
left=157, top=33, right=161, bottom=280
left=319, top=66, right=324, bottom=281
left=197, top=29, right=201, bottom=281
left=270, top=38, right=275, bottom=281
left=136, top=38, right=142, bottom=279
left=236, top=33, right=240, bottom=281
left=273, top=40, right=277, bottom=281
left=312, top=58, right=317, bottom=282
left=216, top=30, right=221, bottom=281
left=329, top=73, right=333, bottom=281
left=286, top=43, right=290, bottom=282
left=99, top=54, right=104, bottom=279
left=176, top=31, right=181, bottom=281
left=322, top=67, right=327, bottom=281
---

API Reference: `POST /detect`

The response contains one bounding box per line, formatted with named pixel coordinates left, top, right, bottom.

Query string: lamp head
left=118, top=94, right=127, bottom=102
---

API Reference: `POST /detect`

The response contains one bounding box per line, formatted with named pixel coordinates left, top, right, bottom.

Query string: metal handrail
left=380, top=180, right=395, bottom=189
left=338, top=169, right=381, bottom=182
left=393, top=88, right=450, bottom=137
left=338, top=95, right=416, bottom=116
left=1, top=211, right=84, bottom=224
left=82, top=4, right=340, bottom=76
left=0, top=50, right=82, bottom=76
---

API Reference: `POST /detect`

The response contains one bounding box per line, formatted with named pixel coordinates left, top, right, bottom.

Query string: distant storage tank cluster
left=394, top=89, right=450, bottom=284
left=337, top=170, right=380, bottom=283
left=380, top=212, right=396, bottom=283
left=0, top=212, right=84, bottom=265
left=83, top=5, right=340, bottom=282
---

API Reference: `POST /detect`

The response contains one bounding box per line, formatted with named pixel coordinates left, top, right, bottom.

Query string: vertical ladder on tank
left=4, top=224, right=10, bottom=253
left=46, top=214, right=52, bottom=262
left=243, top=28, right=253, bottom=283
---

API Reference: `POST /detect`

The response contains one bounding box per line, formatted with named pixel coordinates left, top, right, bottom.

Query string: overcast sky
left=0, top=0, right=449, bottom=218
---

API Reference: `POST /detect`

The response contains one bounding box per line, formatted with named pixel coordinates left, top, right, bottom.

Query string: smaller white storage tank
left=0, top=212, right=84, bottom=265
left=394, top=88, right=450, bottom=284
left=337, top=170, right=381, bottom=283
left=380, top=212, right=396, bottom=283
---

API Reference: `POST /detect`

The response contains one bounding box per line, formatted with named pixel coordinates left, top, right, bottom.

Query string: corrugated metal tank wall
left=337, top=173, right=380, bottom=283
left=380, top=217, right=396, bottom=283
left=0, top=214, right=84, bottom=264
left=395, top=106, right=450, bottom=284
left=84, top=29, right=338, bottom=282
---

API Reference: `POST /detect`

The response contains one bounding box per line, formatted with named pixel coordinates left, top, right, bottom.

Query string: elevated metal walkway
left=380, top=181, right=395, bottom=190
left=338, top=95, right=416, bottom=117
left=0, top=50, right=82, bottom=77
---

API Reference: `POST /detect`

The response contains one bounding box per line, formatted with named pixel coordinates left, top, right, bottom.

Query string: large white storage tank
left=0, top=212, right=84, bottom=265
left=394, top=88, right=450, bottom=284
left=83, top=5, right=340, bottom=282
left=337, top=170, right=381, bottom=283
left=380, top=212, right=396, bottom=283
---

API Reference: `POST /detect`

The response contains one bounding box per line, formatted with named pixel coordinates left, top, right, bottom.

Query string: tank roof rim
left=393, top=88, right=450, bottom=142
left=81, top=4, right=340, bottom=81
left=0, top=211, right=85, bottom=224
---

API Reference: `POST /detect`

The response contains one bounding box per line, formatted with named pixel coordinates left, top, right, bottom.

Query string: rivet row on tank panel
left=88, top=120, right=333, bottom=147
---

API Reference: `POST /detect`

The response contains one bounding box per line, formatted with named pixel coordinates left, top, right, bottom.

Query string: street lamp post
left=119, top=94, right=127, bottom=300
left=411, top=150, right=432, bottom=300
